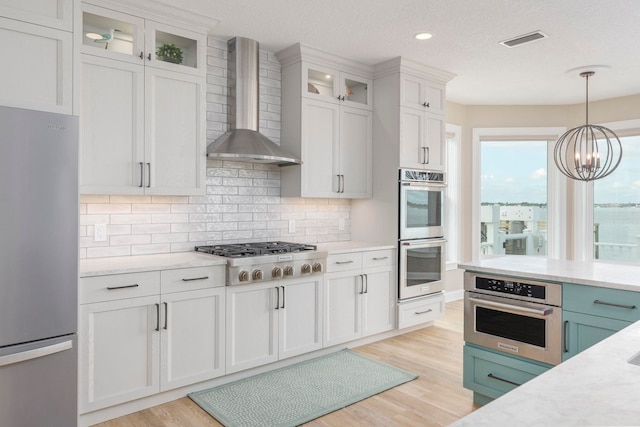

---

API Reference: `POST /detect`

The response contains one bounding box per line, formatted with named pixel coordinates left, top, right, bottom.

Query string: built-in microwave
left=399, top=169, right=445, bottom=240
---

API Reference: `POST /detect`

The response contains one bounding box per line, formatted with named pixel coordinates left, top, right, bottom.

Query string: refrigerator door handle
left=0, top=340, right=72, bottom=368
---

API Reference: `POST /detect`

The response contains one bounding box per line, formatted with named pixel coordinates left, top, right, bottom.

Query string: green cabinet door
left=562, top=310, right=632, bottom=361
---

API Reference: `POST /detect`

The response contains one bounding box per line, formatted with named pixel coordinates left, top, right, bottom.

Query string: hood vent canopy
left=207, top=37, right=301, bottom=166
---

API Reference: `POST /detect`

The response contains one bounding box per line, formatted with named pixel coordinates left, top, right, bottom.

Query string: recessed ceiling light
left=325, top=74, right=332, bottom=79
left=414, top=33, right=433, bottom=40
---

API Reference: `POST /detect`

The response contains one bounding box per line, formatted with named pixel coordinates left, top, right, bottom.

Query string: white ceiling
left=162, top=0, right=640, bottom=105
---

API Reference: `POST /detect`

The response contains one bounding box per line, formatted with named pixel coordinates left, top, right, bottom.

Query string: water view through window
left=480, top=140, right=548, bottom=256
left=593, top=135, right=640, bottom=263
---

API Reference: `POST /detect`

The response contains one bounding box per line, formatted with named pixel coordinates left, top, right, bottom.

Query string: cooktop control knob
left=301, top=263, right=311, bottom=274
left=252, top=269, right=264, bottom=280
left=272, top=266, right=283, bottom=278
left=312, top=262, right=323, bottom=273
left=238, top=270, right=249, bottom=282
left=284, top=266, right=294, bottom=276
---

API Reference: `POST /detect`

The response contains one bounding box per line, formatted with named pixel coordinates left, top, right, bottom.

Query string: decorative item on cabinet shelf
left=156, top=43, right=183, bottom=64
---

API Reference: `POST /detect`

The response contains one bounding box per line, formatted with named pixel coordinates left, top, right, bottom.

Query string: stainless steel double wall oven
left=398, top=168, right=446, bottom=301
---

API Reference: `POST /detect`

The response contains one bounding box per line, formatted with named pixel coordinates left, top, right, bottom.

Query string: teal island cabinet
left=562, top=282, right=640, bottom=360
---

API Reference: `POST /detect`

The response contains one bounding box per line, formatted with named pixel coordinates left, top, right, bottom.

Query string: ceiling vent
left=499, top=31, right=548, bottom=48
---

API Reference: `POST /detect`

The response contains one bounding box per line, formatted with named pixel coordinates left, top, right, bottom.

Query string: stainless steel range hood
left=207, top=37, right=301, bottom=166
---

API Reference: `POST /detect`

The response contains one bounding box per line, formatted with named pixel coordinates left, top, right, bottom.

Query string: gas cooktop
left=195, top=241, right=317, bottom=258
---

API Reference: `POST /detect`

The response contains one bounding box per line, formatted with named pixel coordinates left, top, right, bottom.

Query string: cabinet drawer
left=362, top=249, right=394, bottom=268
left=326, top=252, right=363, bottom=272
left=397, top=293, right=444, bottom=329
left=161, top=266, right=225, bottom=293
left=463, top=344, right=551, bottom=401
left=563, top=283, right=640, bottom=322
left=80, top=271, right=160, bottom=304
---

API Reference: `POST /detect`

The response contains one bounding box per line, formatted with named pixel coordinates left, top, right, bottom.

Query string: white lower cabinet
left=323, top=250, right=395, bottom=347
left=225, top=276, right=323, bottom=374
left=79, top=266, right=225, bottom=413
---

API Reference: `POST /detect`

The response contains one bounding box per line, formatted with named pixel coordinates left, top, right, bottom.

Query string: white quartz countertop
left=459, top=256, right=640, bottom=292
left=315, top=241, right=395, bottom=254
left=451, top=320, right=640, bottom=426
left=80, top=252, right=227, bottom=277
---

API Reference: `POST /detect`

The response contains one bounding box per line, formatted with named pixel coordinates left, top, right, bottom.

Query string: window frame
left=445, top=123, right=462, bottom=268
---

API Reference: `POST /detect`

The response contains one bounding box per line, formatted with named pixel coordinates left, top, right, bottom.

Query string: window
left=592, top=134, right=640, bottom=263
left=471, top=127, right=566, bottom=260
left=480, top=140, right=548, bottom=256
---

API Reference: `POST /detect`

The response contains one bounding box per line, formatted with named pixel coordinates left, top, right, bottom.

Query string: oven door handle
left=468, top=297, right=554, bottom=316
left=401, top=238, right=446, bottom=246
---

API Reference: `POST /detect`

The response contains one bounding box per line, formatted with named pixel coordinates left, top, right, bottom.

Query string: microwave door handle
left=468, top=297, right=553, bottom=316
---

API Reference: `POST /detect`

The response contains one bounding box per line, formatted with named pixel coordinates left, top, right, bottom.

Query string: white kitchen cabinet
left=79, top=266, right=225, bottom=413
left=399, top=106, right=445, bottom=171
left=400, top=73, right=446, bottom=115
left=78, top=3, right=206, bottom=195
left=277, top=44, right=373, bottom=199
left=323, top=250, right=395, bottom=347
left=0, top=16, right=72, bottom=114
left=160, top=287, right=225, bottom=390
left=226, top=276, right=323, bottom=374
left=0, top=0, right=73, bottom=31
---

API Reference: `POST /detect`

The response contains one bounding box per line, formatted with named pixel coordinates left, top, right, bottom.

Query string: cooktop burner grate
left=195, top=241, right=317, bottom=258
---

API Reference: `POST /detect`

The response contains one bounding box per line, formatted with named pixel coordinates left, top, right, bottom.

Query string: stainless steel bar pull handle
left=155, top=303, right=160, bottom=332
left=0, top=340, right=72, bottom=367
left=146, top=163, right=151, bottom=188
left=594, top=300, right=637, bottom=310
left=359, top=275, right=365, bottom=294
left=563, top=320, right=569, bottom=353
left=468, top=297, right=553, bottom=316
left=281, top=286, right=285, bottom=309
left=372, top=256, right=389, bottom=261
left=163, top=302, right=168, bottom=330
left=182, top=276, right=209, bottom=282
left=139, top=162, right=144, bottom=187
left=336, top=260, right=354, bottom=264
left=107, top=284, right=139, bottom=290
left=275, top=287, right=280, bottom=310
left=487, top=373, right=520, bottom=387
left=363, top=274, right=368, bottom=294
left=422, top=147, right=427, bottom=164
left=415, top=309, right=433, bottom=315
left=425, top=147, right=429, bottom=164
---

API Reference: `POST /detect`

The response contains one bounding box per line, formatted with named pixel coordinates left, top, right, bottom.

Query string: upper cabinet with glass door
left=303, top=63, right=372, bottom=110
left=81, top=4, right=205, bottom=76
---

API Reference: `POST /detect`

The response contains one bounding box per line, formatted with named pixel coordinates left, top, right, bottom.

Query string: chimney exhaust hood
left=206, top=37, right=301, bottom=166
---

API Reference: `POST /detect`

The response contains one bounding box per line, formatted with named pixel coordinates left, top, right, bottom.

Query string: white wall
left=79, top=37, right=351, bottom=259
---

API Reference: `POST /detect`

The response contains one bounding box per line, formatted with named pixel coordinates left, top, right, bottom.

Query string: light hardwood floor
left=94, top=300, right=478, bottom=427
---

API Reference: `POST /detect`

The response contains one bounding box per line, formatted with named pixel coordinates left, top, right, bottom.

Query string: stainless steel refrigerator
left=0, top=106, right=78, bottom=427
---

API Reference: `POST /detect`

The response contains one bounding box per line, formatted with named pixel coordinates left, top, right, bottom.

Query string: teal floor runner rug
left=188, top=349, right=418, bottom=427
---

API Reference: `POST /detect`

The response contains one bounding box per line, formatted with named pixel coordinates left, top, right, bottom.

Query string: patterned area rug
left=188, top=349, right=418, bottom=427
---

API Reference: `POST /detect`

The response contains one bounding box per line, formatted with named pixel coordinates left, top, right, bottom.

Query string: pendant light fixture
left=553, top=71, right=622, bottom=181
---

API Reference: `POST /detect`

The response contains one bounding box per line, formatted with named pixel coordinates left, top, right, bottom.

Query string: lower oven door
left=398, top=238, right=445, bottom=300
left=464, top=291, right=562, bottom=365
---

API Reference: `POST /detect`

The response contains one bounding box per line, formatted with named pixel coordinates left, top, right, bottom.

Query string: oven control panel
left=475, top=276, right=546, bottom=300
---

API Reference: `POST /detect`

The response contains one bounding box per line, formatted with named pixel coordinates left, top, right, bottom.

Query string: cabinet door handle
left=107, top=283, right=139, bottom=290
left=163, top=302, right=168, bottom=330
left=359, top=275, right=365, bottom=294
left=146, top=163, right=151, bottom=188
left=147, top=53, right=152, bottom=61
left=139, top=51, right=144, bottom=60
left=363, top=274, right=368, bottom=294
left=181, top=276, right=209, bottom=282
left=487, top=373, right=520, bottom=387
left=423, top=101, right=430, bottom=108
left=593, top=300, right=637, bottom=310
left=372, top=256, right=389, bottom=261
left=563, top=320, right=569, bottom=353
left=281, top=286, right=285, bottom=309
left=415, top=309, right=432, bottom=315
left=275, top=287, right=280, bottom=310
left=139, top=162, right=144, bottom=187
left=421, top=147, right=427, bottom=164
left=341, top=175, right=345, bottom=193
left=155, top=303, right=160, bottom=332
left=425, top=147, right=429, bottom=164
left=336, top=260, right=354, bottom=265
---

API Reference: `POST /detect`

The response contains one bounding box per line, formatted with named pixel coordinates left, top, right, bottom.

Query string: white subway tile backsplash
left=77, top=37, right=351, bottom=259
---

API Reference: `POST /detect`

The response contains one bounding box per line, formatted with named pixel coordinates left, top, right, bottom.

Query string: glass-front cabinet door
left=81, top=4, right=144, bottom=64
left=303, top=63, right=372, bottom=109
left=81, top=4, right=205, bottom=76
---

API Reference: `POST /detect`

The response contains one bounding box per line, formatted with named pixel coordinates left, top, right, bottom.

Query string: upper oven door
left=399, top=182, right=445, bottom=240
